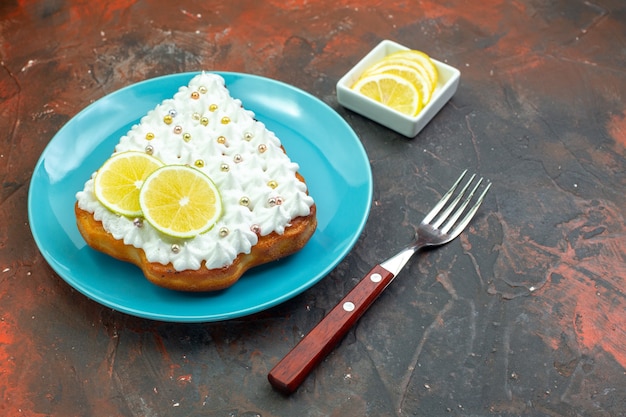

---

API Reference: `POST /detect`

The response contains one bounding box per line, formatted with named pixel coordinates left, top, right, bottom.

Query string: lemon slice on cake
left=93, top=151, right=164, bottom=217
left=139, top=165, right=223, bottom=238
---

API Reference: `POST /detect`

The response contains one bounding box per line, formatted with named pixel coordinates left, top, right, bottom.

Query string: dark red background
left=2, top=0, right=625, bottom=415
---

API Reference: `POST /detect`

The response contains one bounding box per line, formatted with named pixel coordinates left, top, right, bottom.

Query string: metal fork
left=268, top=170, right=491, bottom=394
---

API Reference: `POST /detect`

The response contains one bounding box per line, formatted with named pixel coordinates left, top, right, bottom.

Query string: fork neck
left=415, top=225, right=445, bottom=250
left=379, top=226, right=444, bottom=276
left=379, top=245, right=419, bottom=277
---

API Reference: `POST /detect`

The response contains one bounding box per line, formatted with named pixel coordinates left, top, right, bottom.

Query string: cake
left=75, top=72, right=317, bottom=292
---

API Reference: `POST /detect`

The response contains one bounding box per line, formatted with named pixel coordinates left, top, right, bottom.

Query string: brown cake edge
left=75, top=202, right=317, bottom=292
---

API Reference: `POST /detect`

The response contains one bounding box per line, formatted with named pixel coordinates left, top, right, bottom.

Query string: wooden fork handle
left=267, top=264, right=395, bottom=394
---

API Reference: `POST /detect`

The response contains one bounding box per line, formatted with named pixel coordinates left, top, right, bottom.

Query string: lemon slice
left=366, top=57, right=435, bottom=94
left=139, top=165, right=223, bottom=238
left=94, top=151, right=164, bottom=217
left=352, top=72, right=422, bottom=116
left=385, top=50, right=438, bottom=88
left=363, top=63, right=432, bottom=106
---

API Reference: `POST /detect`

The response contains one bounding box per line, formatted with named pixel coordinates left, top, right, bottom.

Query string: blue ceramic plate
left=28, top=72, right=372, bottom=322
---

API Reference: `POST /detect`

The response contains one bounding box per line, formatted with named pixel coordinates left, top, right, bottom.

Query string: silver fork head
left=419, top=170, right=491, bottom=246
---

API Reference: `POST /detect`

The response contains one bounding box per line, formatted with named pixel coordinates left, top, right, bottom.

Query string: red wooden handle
left=267, top=264, right=395, bottom=394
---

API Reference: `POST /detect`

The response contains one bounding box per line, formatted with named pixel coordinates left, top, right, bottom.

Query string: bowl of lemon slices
left=336, top=39, right=460, bottom=138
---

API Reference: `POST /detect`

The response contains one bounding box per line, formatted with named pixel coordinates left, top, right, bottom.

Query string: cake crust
left=75, top=202, right=316, bottom=292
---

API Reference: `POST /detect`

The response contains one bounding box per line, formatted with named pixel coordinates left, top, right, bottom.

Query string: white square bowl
left=336, top=39, right=461, bottom=138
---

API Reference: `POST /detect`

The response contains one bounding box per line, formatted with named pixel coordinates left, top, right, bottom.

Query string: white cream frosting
left=76, top=72, right=314, bottom=271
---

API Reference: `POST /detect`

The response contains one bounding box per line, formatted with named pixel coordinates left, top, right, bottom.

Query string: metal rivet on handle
left=343, top=302, right=355, bottom=312
left=370, top=273, right=382, bottom=283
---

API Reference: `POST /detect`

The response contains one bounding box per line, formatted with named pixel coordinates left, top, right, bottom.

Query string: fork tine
left=422, top=169, right=467, bottom=224
left=441, top=181, right=491, bottom=238
left=432, top=173, right=477, bottom=229
left=439, top=176, right=483, bottom=232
